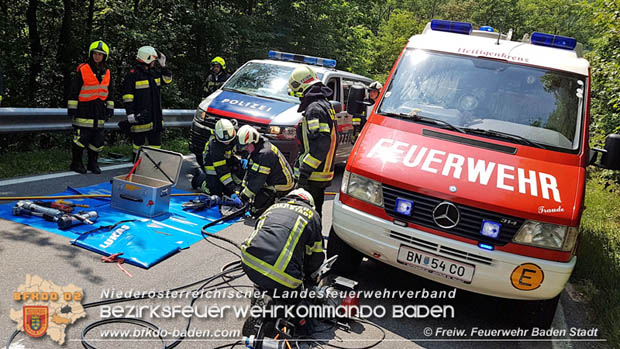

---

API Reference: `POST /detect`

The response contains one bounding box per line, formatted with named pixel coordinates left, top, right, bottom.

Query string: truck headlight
left=341, top=170, right=383, bottom=207
left=513, top=220, right=578, bottom=251
left=267, top=126, right=297, bottom=140
left=194, top=108, right=206, bottom=122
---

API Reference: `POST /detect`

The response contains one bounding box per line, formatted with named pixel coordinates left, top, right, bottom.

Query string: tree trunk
left=87, top=0, right=95, bottom=41
left=57, top=0, right=73, bottom=106
left=26, top=0, right=42, bottom=105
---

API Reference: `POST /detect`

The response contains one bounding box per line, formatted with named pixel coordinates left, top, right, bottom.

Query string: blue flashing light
left=479, top=26, right=494, bottom=32
left=268, top=50, right=337, bottom=68
left=478, top=243, right=494, bottom=251
left=480, top=220, right=501, bottom=239
left=395, top=198, right=414, bottom=216
left=430, top=19, right=472, bottom=35
left=530, top=32, right=577, bottom=50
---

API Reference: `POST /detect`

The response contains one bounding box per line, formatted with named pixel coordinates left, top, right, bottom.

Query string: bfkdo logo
left=23, top=306, right=48, bottom=337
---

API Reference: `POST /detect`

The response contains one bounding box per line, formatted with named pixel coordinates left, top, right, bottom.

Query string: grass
left=572, top=172, right=620, bottom=346
left=0, top=135, right=191, bottom=179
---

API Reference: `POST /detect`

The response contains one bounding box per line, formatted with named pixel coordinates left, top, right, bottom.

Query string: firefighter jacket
left=122, top=63, right=172, bottom=133
left=240, top=137, right=294, bottom=202
left=241, top=197, right=324, bottom=289
left=67, top=61, right=114, bottom=128
left=203, top=134, right=240, bottom=195
left=295, top=84, right=338, bottom=187
left=203, top=71, right=230, bottom=97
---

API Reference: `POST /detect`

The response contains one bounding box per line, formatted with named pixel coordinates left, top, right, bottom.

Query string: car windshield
left=223, top=62, right=322, bottom=104
left=378, top=49, right=586, bottom=152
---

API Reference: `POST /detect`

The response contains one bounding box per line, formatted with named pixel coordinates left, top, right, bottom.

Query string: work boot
left=69, top=145, right=86, bottom=174
left=87, top=150, right=101, bottom=174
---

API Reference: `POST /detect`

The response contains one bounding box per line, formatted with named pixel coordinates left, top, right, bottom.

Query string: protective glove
left=127, top=113, right=146, bottom=124
left=157, top=52, right=166, bottom=67
left=240, top=158, right=249, bottom=170
left=230, top=193, right=243, bottom=208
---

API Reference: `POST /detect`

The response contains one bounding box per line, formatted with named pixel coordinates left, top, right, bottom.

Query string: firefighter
left=236, top=125, right=294, bottom=215
left=288, top=65, right=337, bottom=217
left=203, top=56, right=230, bottom=97
left=191, top=119, right=242, bottom=196
left=240, top=188, right=324, bottom=292
left=121, top=46, right=172, bottom=161
left=67, top=40, right=114, bottom=174
left=352, top=81, right=382, bottom=138
left=366, top=81, right=382, bottom=105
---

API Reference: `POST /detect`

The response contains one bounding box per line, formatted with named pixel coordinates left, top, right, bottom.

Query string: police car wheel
left=326, top=227, right=362, bottom=275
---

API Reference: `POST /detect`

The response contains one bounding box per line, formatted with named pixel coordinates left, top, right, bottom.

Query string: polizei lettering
left=367, top=138, right=561, bottom=203
left=221, top=98, right=272, bottom=112
left=99, top=225, right=130, bottom=248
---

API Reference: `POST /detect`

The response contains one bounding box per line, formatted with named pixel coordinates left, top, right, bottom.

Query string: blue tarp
left=0, top=183, right=239, bottom=268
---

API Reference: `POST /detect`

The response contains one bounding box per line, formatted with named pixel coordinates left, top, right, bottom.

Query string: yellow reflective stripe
left=132, top=144, right=141, bottom=151
left=274, top=216, right=308, bottom=271
left=67, top=100, right=78, bottom=109
left=155, top=78, right=161, bottom=86
left=352, top=118, right=361, bottom=123
left=309, top=171, right=334, bottom=181
left=319, top=123, right=330, bottom=133
left=135, top=80, right=150, bottom=89
left=213, top=160, right=227, bottom=167
left=122, top=94, right=134, bottom=102
left=88, top=144, right=104, bottom=152
left=258, top=166, right=271, bottom=175
left=220, top=173, right=232, bottom=185
left=303, top=154, right=321, bottom=169
left=241, top=186, right=255, bottom=198
left=72, top=118, right=104, bottom=127
left=241, top=249, right=302, bottom=289
left=150, top=145, right=161, bottom=149
left=305, top=241, right=324, bottom=255
left=251, top=163, right=259, bottom=171
left=130, top=122, right=153, bottom=133
left=271, top=145, right=293, bottom=191
left=323, top=127, right=337, bottom=172
left=163, top=75, right=172, bottom=84
left=106, top=101, right=114, bottom=108
left=0, top=96, right=3, bottom=102
left=204, top=165, right=217, bottom=175
left=307, top=118, right=319, bottom=131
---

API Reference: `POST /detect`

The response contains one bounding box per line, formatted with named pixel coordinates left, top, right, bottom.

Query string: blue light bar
left=268, top=50, right=337, bottom=68
left=530, top=32, right=577, bottom=50
left=478, top=243, right=494, bottom=251
left=430, top=19, right=472, bottom=35
left=479, top=26, right=494, bottom=32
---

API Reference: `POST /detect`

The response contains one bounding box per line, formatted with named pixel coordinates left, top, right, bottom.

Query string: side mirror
left=346, top=85, right=366, bottom=116
left=601, top=134, right=620, bottom=170
left=329, top=101, right=343, bottom=114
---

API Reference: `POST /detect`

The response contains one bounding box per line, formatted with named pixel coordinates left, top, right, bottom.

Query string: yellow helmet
left=89, top=40, right=110, bottom=61
left=211, top=57, right=226, bottom=70
left=288, top=65, right=320, bottom=98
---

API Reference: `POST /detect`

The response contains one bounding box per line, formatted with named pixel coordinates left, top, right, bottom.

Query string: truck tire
left=326, top=227, right=362, bottom=275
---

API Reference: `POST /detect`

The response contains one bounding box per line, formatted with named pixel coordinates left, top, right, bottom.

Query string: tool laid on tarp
left=12, top=200, right=98, bottom=230
left=182, top=194, right=244, bottom=211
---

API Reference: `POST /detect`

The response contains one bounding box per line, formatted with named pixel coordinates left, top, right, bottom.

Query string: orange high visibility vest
left=78, top=64, right=110, bottom=102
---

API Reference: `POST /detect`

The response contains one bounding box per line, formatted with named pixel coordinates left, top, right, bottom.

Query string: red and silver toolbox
left=111, top=146, right=184, bottom=217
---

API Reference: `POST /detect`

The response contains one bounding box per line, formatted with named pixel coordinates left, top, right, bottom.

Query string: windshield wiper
left=379, top=112, right=466, bottom=134
left=222, top=88, right=257, bottom=97
left=462, top=128, right=545, bottom=149
left=254, top=93, right=290, bottom=103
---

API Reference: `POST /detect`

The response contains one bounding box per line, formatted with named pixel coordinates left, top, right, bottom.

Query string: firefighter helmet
left=369, top=81, right=383, bottom=91
left=287, top=188, right=315, bottom=208
left=211, top=57, right=226, bottom=70
left=137, top=46, right=158, bottom=64
left=214, top=119, right=236, bottom=144
left=89, top=41, right=110, bottom=61
left=288, top=65, right=320, bottom=98
left=237, top=125, right=260, bottom=145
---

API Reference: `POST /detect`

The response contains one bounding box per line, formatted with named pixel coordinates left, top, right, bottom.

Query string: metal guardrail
left=0, top=108, right=195, bottom=133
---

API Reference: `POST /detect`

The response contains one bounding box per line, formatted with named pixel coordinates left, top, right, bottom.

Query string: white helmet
left=287, top=188, right=315, bottom=208
left=288, top=65, right=321, bottom=98
left=214, top=119, right=236, bottom=144
left=237, top=125, right=260, bottom=145
left=369, top=81, right=383, bottom=91
left=137, top=46, right=158, bottom=64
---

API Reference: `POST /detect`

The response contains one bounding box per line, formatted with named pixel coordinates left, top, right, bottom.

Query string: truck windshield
left=378, top=49, right=586, bottom=152
left=223, top=62, right=322, bottom=105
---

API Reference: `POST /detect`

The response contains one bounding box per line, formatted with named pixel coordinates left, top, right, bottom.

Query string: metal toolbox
left=111, top=147, right=184, bottom=217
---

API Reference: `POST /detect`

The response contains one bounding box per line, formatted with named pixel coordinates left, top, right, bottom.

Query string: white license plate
left=397, top=245, right=475, bottom=283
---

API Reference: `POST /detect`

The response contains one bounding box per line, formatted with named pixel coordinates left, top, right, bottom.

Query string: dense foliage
left=0, top=0, right=618, bottom=142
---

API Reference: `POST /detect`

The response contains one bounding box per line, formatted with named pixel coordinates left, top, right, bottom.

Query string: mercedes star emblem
left=432, top=201, right=460, bottom=229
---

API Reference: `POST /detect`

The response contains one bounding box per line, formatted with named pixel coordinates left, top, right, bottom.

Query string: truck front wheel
left=326, top=227, right=362, bottom=275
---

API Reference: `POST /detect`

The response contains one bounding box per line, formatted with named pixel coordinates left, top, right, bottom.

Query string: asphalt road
left=0, top=157, right=609, bottom=349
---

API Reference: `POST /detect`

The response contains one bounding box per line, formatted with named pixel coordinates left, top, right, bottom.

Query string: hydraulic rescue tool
left=12, top=200, right=98, bottom=230
left=182, top=194, right=244, bottom=211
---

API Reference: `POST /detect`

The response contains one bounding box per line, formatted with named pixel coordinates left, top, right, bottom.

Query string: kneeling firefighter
left=236, top=125, right=294, bottom=215
left=241, top=188, right=325, bottom=292
left=191, top=119, right=242, bottom=196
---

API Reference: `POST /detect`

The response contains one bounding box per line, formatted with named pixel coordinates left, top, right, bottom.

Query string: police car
left=189, top=51, right=373, bottom=166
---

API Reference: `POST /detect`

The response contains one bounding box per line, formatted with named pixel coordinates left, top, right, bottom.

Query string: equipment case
left=111, top=147, right=184, bottom=217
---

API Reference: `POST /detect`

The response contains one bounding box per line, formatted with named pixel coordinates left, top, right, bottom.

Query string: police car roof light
left=479, top=26, right=494, bottom=32
left=268, top=50, right=337, bottom=68
left=430, top=19, right=472, bottom=35
left=530, top=32, right=577, bottom=50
